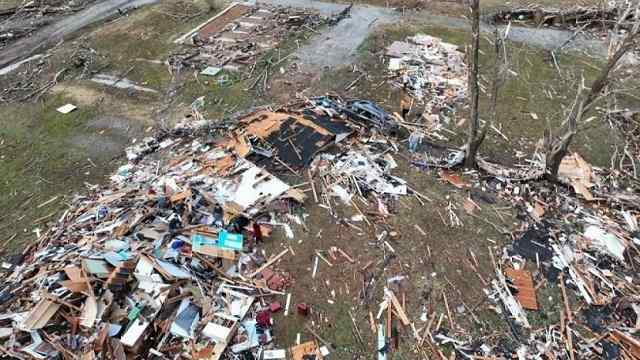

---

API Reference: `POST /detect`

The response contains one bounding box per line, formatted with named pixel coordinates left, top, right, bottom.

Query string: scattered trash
left=56, top=103, right=77, bottom=114
left=558, top=152, right=595, bottom=200
left=90, top=74, right=159, bottom=93
left=200, top=66, right=222, bottom=77
left=491, top=4, right=637, bottom=32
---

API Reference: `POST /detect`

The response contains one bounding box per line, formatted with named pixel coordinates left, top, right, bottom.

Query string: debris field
left=1, top=0, right=640, bottom=360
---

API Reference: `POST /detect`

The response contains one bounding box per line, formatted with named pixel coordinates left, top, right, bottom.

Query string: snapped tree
left=544, top=3, right=640, bottom=181
left=464, top=0, right=506, bottom=168
left=464, top=0, right=486, bottom=168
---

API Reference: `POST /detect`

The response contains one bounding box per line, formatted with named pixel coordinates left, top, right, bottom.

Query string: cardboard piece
left=56, top=104, right=77, bottom=114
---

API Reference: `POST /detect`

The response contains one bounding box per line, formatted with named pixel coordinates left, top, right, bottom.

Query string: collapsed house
left=0, top=96, right=416, bottom=359
left=3, top=98, right=640, bottom=360
left=170, top=3, right=327, bottom=73
left=2, top=0, right=640, bottom=353
left=421, top=151, right=640, bottom=359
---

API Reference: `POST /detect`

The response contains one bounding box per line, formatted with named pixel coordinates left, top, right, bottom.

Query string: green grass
left=174, top=22, right=323, bottom=120
left=527, top=282, right=561, bottom=327
left=0, top=0, right=22, bottom=10
left=84, top=0, right=230, bottom=93
left=177, top=71, right=258, bottom=119
left=0, top=94, right=114, bottom=251
left=0, top=0, right=231, bottom=252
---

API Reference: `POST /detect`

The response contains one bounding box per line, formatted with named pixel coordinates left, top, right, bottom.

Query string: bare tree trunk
left=464, top=0, right=483, bottom=168
left=546, top=8, right=639, bottom=180
left=489, top=29, right=505, bottom=132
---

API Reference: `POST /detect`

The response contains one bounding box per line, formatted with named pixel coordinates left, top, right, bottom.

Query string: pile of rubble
left=170, top=3, right=327, bottom=74
left=386, top=34, right=467, bottom=126
left=2, top=95, right=640, bottom=360
left=0, top=96, right=415, bottom=359
left=0, top=121, right=302, bottom=358
left=490, top=3, right=635, bottom=32
left=0, top=0, right=98, bottom=50
left=418, top=153, right=640, bottom=359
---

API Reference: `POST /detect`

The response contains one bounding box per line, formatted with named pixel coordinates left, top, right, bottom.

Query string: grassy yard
left=0, top=94, right=132, bottom=252
left=0, top=0, right=328, bottom=252
left=0, top=0, right=225, bottom=252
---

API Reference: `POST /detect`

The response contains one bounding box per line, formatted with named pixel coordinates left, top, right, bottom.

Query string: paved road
left=0, top=0, right=159, bottom=70
left=259, top=0, right=398, bottom=70
left=257, top=0, right=610, bottom=70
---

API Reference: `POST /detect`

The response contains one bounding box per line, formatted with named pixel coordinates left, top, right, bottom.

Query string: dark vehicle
left=344, top=99, right=399, bottom=134
left=311, top=96, right=399, bottom=134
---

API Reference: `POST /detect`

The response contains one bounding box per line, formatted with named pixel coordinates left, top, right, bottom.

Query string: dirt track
left=0, top=0, right=159, bottom=70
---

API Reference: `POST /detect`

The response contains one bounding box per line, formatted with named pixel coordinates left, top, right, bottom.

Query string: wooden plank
left=170, top=190, right=192, bottom=203
left=22, top=298, right=61, bottom=330
left=384, top=289, right=410, bottom=326
left=60, top=280, right=88, bottom=293
left=248, top=249, right=289, bottom=278
left=80, top=295, right=98, bottom=328
left=290, top=340, right=323, bottom=360
left=193, top=244, right=237, bottom=260
left=610, top=330, right=640, bottom=358
left=64, top=265, right=84, bottom=281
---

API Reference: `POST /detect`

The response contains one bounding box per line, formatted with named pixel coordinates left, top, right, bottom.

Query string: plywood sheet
left=504, top=268, right=538, bottom=310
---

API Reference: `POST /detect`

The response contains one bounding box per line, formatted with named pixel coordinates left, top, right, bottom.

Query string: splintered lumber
left=304, top=325, right=334, bottom=350
left=248, top=248, right=289, bottom=278
left=80, top=295, right=98, bottom=328
left=386, top=298, right=392, bottom=341
left=559, top=273, right=572, bottom=322
left=37, top=196, right=58, bottom=208
left=337, top=247, right=355, bottom=263
left=308, top=170, right=318, bottom=203
left=291, top=340, right=323, bottom=360
left=22, top=297, right=61, bottom=330
left=610, top=329, right=640, bottom=357
left=384, top=289, right=410, bottom=326
left=442, top=291, right=455, bottom=330
left=315, top=251, right=333, bottom=267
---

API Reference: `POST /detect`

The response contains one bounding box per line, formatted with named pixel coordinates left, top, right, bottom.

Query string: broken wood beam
left=248, top=248, right=290, bottom=278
